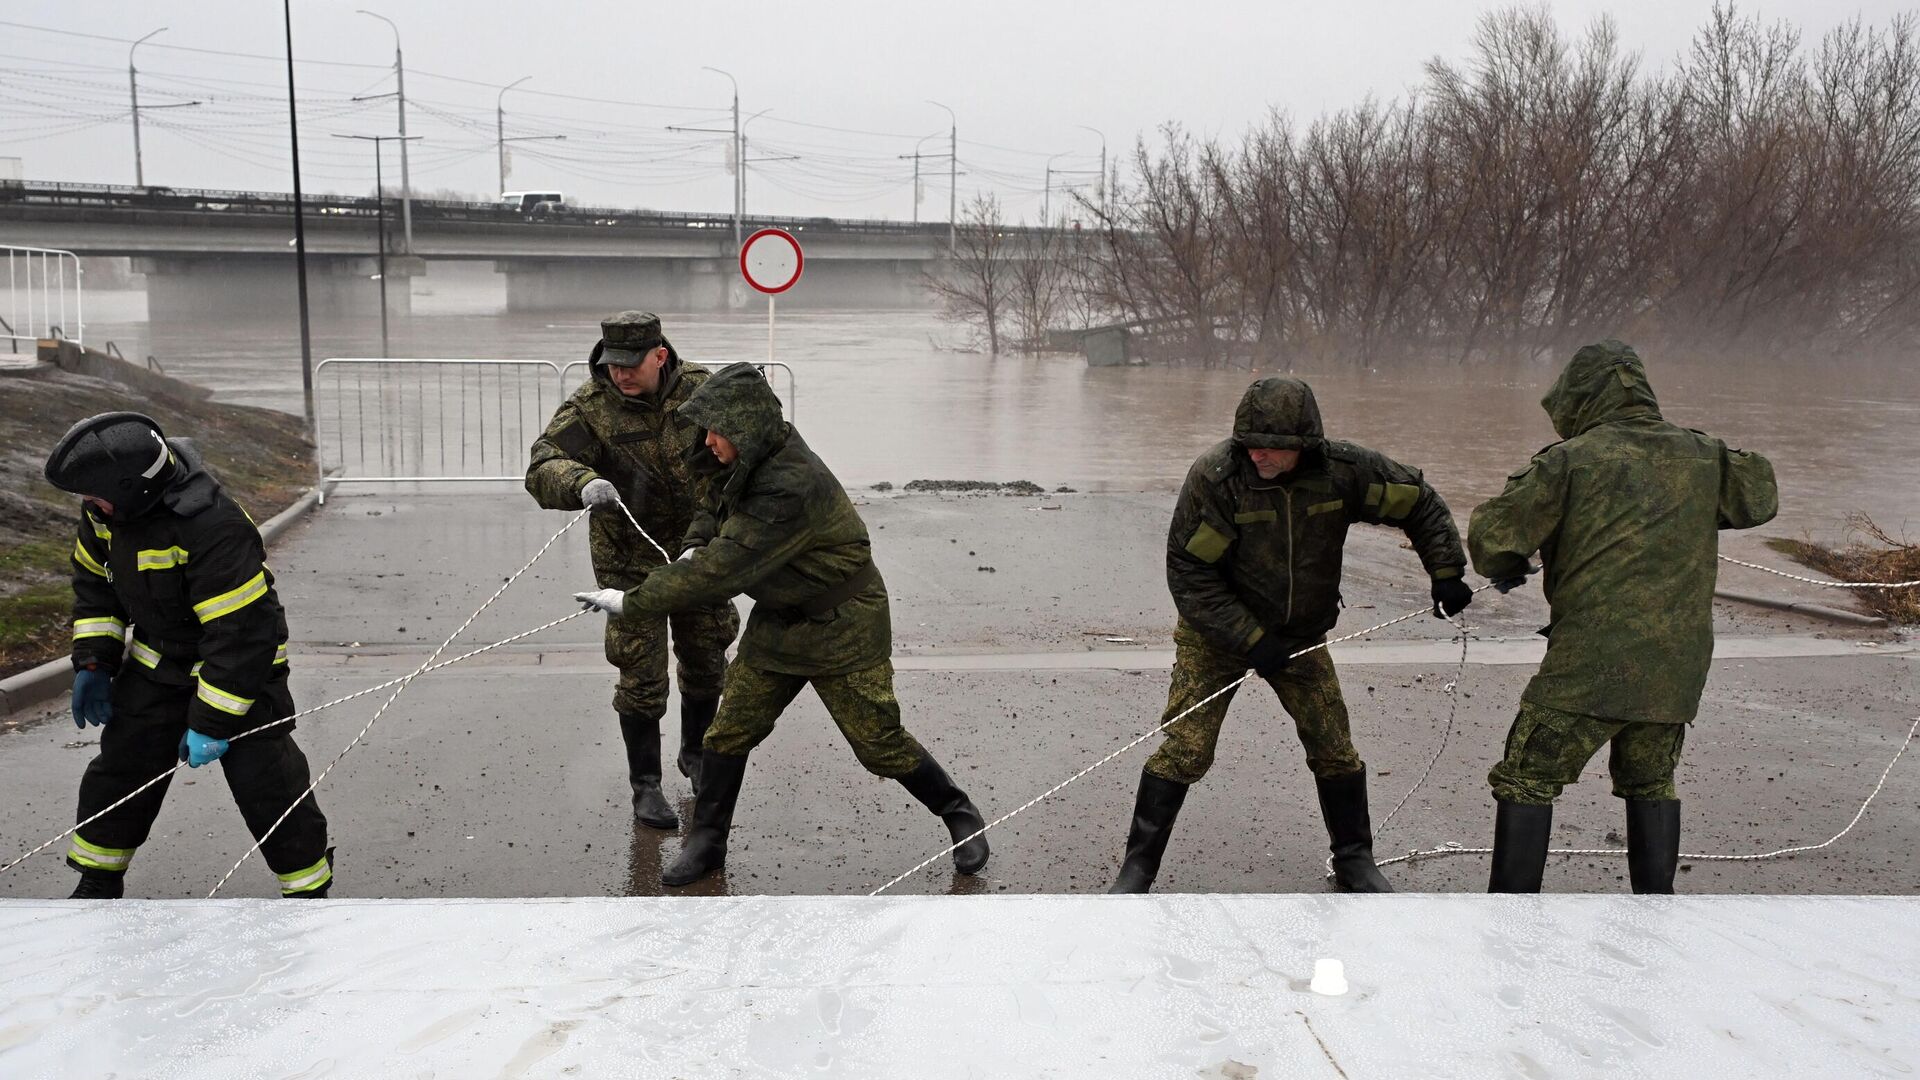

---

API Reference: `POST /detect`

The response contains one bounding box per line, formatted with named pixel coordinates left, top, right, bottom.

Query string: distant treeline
left=941, top=5, right=1920, bottom=367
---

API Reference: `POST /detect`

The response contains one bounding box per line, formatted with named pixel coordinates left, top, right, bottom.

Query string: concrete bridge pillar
left=133, top=255, right=412, bottom=322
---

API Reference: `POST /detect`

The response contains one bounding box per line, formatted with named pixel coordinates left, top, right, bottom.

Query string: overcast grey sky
left=3, top=1, right=1911, bottom=221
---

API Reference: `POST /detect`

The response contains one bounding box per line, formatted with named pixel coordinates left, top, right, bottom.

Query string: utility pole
left=495, top=76, right=564, bottom=194
left=281, top=0, right=315, bottom=437
left=928, top=100, right=956, bottom=251
left=738, top=110, right=796, bottom=220
left=358, top=11, right=412, bottom=253
left=128, top=28, right=200, bottom=187
left=896, top=132, right=942, bottom=224
left=1077, top=125, right=1107, bottom=219
left=335, top=133, right=421, bottom=357
left=702, top=67, right=741, bottom=249
left=1044, top=151, right=1068, bottom=224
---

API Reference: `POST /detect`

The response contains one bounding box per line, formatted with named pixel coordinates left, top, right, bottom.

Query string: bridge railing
left=2, top=245, right=82, bottom=349
left=315, top=358, right=799, bottom=494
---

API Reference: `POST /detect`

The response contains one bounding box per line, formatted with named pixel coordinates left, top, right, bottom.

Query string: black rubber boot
left=1315, top=767, right=1394, bottom=892
left=286, top=847, right=336, bottom=899
left=1488, top=799, right=1554, bottom=893
left=895, top=756, right=991, bottom=875
left=68, top=869, right=125, bottom=900
left=1108, top=769, right=1189, bottom=894
left=662, top=750, right=748, bottom=887
left=1625, top=799, right=1680, bottom=894
left=619, top=711, right=678, bottom=830
left=678, top=696, right=719, bottom=797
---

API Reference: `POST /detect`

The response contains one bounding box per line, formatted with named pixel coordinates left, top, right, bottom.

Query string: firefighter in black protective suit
left=45, top=413, right=333, bottom=900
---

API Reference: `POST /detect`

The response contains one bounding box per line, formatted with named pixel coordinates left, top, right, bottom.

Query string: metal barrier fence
left=317, top=358, right=797, bottom=491
left=314, top=359, right=565, bottom=490
left=3, top=245, right=83, bottom=349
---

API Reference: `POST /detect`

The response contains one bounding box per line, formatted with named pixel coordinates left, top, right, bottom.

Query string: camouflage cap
left=598, top=311, right=667, bottom=367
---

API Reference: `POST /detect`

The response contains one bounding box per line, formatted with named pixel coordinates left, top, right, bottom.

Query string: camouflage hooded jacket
left=525, top=350, right=712, bottom=590
left=1468, top=341, right=1779, bottom=724
left=1168, top=377, right=1467, bottom=657
left=619, top=362, right=888, bottom=677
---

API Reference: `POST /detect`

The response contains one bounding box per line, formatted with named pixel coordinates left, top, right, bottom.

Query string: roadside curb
left=0, top=485, right=326, bottom=719
left=1714, top=588, right=1889, bottom=628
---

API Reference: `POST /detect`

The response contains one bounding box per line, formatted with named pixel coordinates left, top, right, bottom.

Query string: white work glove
left=580, top=478, right=620, bottom=510
left=574, top=588, right=625, bottom=616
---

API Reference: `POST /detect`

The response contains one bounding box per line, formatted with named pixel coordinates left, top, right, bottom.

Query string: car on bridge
left=500, top=191, right=569, bottom=218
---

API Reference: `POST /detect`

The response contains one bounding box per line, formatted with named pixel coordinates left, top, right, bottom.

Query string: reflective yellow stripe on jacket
left=135, top=546, right=191, bottom=571
left=195, top=677, right=255, bottom=716
left=72, top=616, right=126, bottom=642
left=192, top=571, right=268, bottom=623
left=72, top=538, right=109, bottom=578
left=128, top=639, right=162, bottom=670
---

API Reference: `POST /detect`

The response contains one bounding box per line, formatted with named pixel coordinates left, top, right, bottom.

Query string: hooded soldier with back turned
left=1108, top=377, right=1473, bottom=894
left=526, top=312, right=740, bottom=830
left=1469, top=340, right=1777, bottom=894
left=573, top=362, right=991, bottom=888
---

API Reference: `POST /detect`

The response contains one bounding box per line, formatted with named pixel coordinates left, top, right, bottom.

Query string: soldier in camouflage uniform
left=1470, top=340, right=1777, bottom=893
left=574, top=363, right=991, bottom=887
left=526, top=312, right=739, bottom=830
left=1110, top=377, right=1473, bottom=894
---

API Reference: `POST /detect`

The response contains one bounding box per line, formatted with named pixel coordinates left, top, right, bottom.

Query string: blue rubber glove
left=178, top=729, right=230, bottom=768
left=71, top=666, right=113, bottom=730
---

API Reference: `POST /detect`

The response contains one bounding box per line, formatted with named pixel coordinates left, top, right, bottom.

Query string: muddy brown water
left=78, top=294, right=1920, bottom=544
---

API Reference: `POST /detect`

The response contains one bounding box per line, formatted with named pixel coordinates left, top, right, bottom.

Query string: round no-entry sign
left=740, top=228, right=803, bottom=294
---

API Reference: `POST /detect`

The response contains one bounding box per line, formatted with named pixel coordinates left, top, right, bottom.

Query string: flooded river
left=78, top=283, right=1920, bottom=542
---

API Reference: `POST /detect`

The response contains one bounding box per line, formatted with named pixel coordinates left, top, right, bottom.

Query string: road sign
left=740, top=228, right=803, bottom=295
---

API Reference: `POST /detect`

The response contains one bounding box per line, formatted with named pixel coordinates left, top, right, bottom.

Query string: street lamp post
left=128, top=28, right=200, bottom=186
left=497, top=76, right=529, bottom=194
left=702, top=66, right=741, bottom=249
left=357, top=11, right=413, bottom=253
left=927, top=100, right=956, bottom=251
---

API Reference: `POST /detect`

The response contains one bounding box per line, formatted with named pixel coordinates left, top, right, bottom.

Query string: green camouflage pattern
left=526, top=352, right=716, bottom=589
left=1144, top=621, right=1363, bottom=784
left=703, top=660, right=928, bottom=778
left=620, top=363, right=890, bottom=677
left=598, top=310, right=667, bottom=365
left=1168, top=377, right=1467, bottom=657
left=1468, top=340, right=1779, bottom=724
left=605, top=603, right=739, bottom=718
left=1488, top=700, right=1687, bottom=804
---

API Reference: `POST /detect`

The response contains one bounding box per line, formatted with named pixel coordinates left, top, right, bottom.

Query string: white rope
left=868, top=594, right=1479, bottom=895
left=1717, top=554, right=1920, bottom=590
left=0, top=608, right=590, bottom=878
left=1375, top=713, right=1919, bottom=870
left=1370, top=614, right=1472, bottom=837
left=204, top=511, right=590, bottom=897
left=611, top=494, right=675, bottom=564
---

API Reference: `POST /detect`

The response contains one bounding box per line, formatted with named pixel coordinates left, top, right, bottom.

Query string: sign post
left=739, top=227, right=803, bottom=365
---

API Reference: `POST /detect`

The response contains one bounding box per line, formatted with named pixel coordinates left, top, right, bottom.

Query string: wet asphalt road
left=1, top=490, right=1914, bottom=900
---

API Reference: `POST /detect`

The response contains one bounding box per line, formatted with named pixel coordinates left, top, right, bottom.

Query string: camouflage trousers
left=1144, top=622, right=1363, bottom=785
left=606, top=601, right=739, bottom=719
left=704, top=660, right=928, bottom=778
left=1487, top=701, right=1687, bottom=805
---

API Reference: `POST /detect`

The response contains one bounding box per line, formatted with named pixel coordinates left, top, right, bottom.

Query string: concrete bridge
left=0, top=182, right=970, bottom=317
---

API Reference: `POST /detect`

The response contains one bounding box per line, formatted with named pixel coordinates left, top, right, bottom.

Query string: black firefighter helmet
left=44, top=412, right=181, bottom=519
